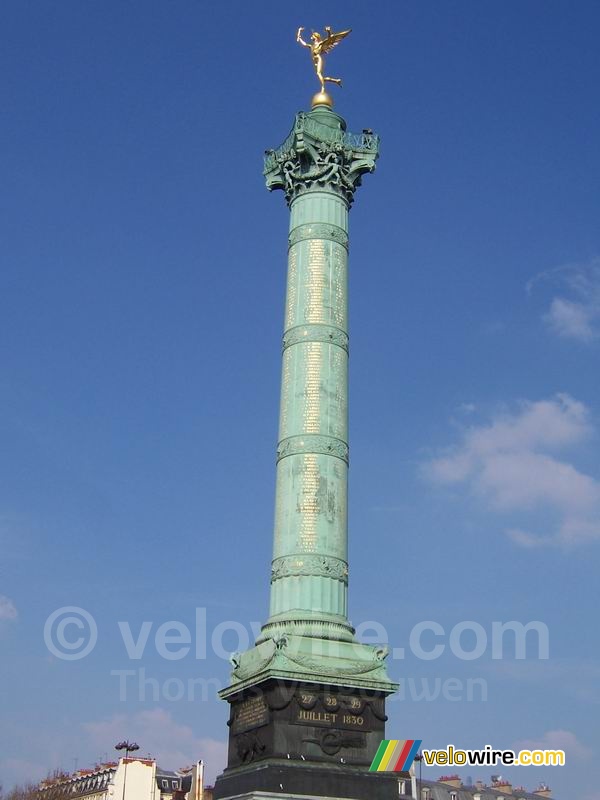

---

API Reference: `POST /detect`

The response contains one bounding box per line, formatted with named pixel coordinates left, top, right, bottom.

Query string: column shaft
left=263, top=190, right=352, bottom=640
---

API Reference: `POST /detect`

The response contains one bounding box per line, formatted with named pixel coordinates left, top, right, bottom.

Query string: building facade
left=35, top=760, right=207, bottom=800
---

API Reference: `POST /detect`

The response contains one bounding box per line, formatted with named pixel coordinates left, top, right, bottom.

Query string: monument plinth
left=214, top=30, right=400, bottom=800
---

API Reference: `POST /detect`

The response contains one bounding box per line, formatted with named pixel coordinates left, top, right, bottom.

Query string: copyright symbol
left=44, top=606, right=97, bottom=661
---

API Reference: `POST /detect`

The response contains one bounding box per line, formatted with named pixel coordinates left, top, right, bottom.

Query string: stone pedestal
left=213, top=679, right=403, bottom=800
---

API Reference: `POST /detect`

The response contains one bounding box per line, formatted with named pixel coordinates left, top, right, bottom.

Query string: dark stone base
left=214, top=678, right=404, bottom=800
left=221, top=679, right=389, bottom=770
left=213, top=759, right=406, bottom=800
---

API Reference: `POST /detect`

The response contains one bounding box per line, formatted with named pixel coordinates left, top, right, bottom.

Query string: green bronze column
left=261, top=102, right=360, bottom=644
left=220, top=97, right=397, bottom=694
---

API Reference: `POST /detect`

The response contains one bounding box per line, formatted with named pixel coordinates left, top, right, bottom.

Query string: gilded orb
left=312, top=90, right=334, bottom=108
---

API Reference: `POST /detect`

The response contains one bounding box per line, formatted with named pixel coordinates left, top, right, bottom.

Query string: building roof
left=420, top=777, right=554, bottom=800
left=155, top=771, right=192, bottom=793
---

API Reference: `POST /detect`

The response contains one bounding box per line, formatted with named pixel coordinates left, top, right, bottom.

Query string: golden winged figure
left=296, top=26, right=352, bottom=93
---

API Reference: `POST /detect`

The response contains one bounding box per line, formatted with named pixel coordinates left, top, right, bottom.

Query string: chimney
left=475, top=781, right=486, bottom=791
left=533, top=786, right=552, bottom=798
left=439, top=776, right=462, bottom=788
left=493, top=780, right=512, bottom=794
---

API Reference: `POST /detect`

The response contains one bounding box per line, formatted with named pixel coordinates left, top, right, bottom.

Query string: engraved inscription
left=306, top=240, right=327, bottom=324
left=231, top=696, right=269, bottom=734
left=293, top=709, right=368, bottom=730
left=279, top=348, right=291, bottom=435
left=286, top=247, right=297, bottom=328
left=298, top=454, right=319, bottom=552
left=332, top=245, right=345, bottom=328
left=304, top=343, right=322, bottom=433
left=297, top=710, right=340, bottom=726
left=299, top=692, right=318, bottom=707
left=292, top=691, right=373, bottom=732
left=330, top=346, right=346, bottom=438
left=285, top=240, right=347, bottom=331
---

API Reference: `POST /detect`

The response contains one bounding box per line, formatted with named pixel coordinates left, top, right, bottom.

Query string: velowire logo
left=370, top=739, right=423, bottom=772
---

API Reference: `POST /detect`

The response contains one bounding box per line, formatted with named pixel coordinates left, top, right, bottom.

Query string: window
left=162, top=780, right=168, bottom=789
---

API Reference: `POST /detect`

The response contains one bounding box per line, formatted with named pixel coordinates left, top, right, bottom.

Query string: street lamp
left=115, top=740, right=140, bottom=800
left=414, top=753, right=423, bottom=800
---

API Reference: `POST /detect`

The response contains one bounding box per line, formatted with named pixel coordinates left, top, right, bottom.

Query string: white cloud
left=83, top=709, right=226, bottom=784
left=424, top=394, right=600, bottom=548
left=0, top=594, right=18, bottom=621
left=513, top=729, right=592, bottom=761
left=545, top=297, right=595, bottom=341
left=529, top=259, right=600, bottom=342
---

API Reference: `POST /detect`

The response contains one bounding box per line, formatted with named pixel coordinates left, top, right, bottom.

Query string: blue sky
left=1, top=2, right=599, bottom=798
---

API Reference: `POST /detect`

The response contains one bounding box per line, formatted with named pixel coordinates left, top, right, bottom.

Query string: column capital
left=264, top=108, right=379, bottom=207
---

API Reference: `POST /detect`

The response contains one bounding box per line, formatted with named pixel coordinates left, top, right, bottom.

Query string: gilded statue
left=296, top=26, right=351, bottom=94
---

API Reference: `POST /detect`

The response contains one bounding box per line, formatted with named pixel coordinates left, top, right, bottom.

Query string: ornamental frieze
left=282, top=324, right=349, bottom=353
left=271, top=554, right=349, bottom=584
left=288, top=223, right=349, bottom=250
left=276, top=434, right=349, bottom=464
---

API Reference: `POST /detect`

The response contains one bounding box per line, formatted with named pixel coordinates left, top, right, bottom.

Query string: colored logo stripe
left=369, top=739, right=423, bottom=772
